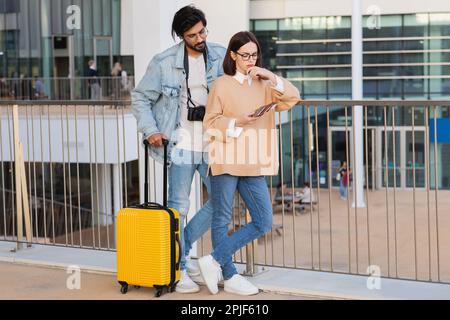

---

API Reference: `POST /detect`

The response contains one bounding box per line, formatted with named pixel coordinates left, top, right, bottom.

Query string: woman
left=199, top=31, right=300, bottom=296
left=338, top=161, right=351, bottom=200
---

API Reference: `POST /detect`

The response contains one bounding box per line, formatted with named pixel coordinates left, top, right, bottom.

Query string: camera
left=187, top=105, right=206, bottom=121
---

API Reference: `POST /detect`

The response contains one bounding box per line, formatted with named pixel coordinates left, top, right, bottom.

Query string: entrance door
left=378, top=128, right=426, bottom=189
left=405, top=130, right=426, bottom=188
left=52, top=35, right=74, bottom=99
left=329, top=128, right=351, bottom=188
left=329, top=127, right=376, bottom=189
left=380, top=130, right=402, bottom=188
left=364, top=128, right=376, bottom=190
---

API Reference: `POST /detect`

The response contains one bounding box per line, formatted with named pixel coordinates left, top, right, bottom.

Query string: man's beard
left=186, top=41, right=206, bottom=53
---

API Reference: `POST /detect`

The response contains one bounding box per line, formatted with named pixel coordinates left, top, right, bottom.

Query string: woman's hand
left=247, top=66, right=277, bottom=83
left=235, top=113, right=258, bottom=127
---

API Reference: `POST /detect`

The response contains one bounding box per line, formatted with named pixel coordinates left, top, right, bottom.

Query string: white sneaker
left=198, top=255, right=222, bottom=294
left=224, top=274, right=259, bottom=296
left=186, top=257, right=200, bottom=277
left=175, top=270, right=200, bottom=293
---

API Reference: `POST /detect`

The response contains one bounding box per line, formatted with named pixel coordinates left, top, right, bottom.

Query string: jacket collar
left=175, top=41, right=219, bottom=71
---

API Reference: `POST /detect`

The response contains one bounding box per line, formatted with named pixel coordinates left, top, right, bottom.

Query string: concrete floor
left=0, top=262, right=309, bottom=300
left=197, top=188, right=450, bottom=283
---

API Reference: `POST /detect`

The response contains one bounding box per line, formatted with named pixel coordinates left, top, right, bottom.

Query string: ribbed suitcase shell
left=116, top=207, right=180, bottom=288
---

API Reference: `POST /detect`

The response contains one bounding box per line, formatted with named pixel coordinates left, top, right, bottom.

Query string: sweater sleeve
left=203, top=80, right=235, bottom=143
left=269, top=77, right=301, bottom=112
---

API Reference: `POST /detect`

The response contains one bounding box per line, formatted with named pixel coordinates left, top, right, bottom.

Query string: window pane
left=112, top=0, right=120, bottom=55
left=279, top=18, right=301, bottom=41
left=378, top=15, right=402, bottom=38
left=430, top=79, right=450, bottom=98
left=82, top=0, right=93, bottom=56
left=430, top=52, right=450, bottom=63
left=302, top=17, right=326, bottom=40
left=364, top=54, right=401, bottom=64
left=254, top=20, right=277, bottom=31
left=328, top=68, right=351, bottom=77
left=430, top=65, right=450, bottom=76
left=403, top=40, right=428, bottom=50
left=430, top=13, right=450, bottom=37
left=327, top=16, right=350, bottom=39
left=51, top=0, right=62, bottom=35
left=404, top=14, right=429, bottom=37
left=102, top=0, right=111, bottom=36
left=430, top=39, right=450, bottom=50
left=327, top=41, right=350, bottom=52
left=93, top=0, right=102, bottom=35
left=303, top=80, right=327, bottom=95
left=329, top=80, right=351, bottom=96
left=404, top=79, right=426, bottom=98
left=378, top=80, right=402, bottom=97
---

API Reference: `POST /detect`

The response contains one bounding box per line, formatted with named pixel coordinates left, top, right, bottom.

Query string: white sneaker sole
left=175, top=286, right=200, bottom=294
left=224, top=286, right=259, bottom=296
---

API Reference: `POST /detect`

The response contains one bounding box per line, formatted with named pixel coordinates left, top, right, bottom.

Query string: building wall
left=120, top=0, right=134, bottom=56
left=250, top=0, right=450, bottom=19
left=131, top=0, right=250, bottom=83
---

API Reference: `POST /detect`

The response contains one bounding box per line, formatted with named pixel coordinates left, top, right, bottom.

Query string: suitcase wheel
left=119, top=282, right=129, bottom=294
left=155, top=286, right=164, bottom=298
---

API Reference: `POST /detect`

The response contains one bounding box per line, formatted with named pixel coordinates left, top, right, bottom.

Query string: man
left=87, top=60, right=101, bottom=100
left=131, top=5, right=226, bottom=293
left=33, top=77, right=46, bottom=99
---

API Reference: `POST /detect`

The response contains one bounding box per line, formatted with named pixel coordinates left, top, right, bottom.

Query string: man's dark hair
left=172, top=5, right=207, bottom=39
left=223, top=31, right=262, bottom=76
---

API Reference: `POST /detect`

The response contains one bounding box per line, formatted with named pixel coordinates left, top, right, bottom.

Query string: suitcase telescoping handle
left=143, top=138, right=169, bottom=207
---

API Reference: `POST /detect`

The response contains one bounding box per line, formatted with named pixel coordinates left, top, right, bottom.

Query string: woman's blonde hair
left=111, top=62, right=122, bottom=76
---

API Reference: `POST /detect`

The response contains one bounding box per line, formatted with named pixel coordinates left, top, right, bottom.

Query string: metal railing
left=0, top=77, right=134, bottom=101
left=0, top=101, right=137, bottom=251
left=217, top=100, right=450, bottom=284
left=1, top=100, right=450, bottom=284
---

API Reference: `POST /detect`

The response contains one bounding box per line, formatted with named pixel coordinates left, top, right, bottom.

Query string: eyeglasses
left=234, top=51, right=259, bottom=61
left=185, top=28, right=209, bottom=40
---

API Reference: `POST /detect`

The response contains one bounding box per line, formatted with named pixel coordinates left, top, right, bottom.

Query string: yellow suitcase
left=117, top=140, right=181, bottom=297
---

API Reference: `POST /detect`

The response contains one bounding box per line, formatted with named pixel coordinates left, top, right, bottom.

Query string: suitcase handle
left=143, top=138, right=169, bottom=207
left=175, top=232, right=181, bottom=270
left=134, top=202, right=165, bottom=209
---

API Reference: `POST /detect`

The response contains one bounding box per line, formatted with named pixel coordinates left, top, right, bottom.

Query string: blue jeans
left=168, top=149, right=213, bottom=271
left=210, top=175, right=273, bottom=280
left=340, top=180, right=348, bottom=199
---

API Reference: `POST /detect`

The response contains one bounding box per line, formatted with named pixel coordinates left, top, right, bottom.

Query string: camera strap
left=184, top=46, right=209, bottom=109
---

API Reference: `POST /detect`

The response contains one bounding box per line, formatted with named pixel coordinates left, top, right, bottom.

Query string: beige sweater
left=203, top=75, right=300, bottom=176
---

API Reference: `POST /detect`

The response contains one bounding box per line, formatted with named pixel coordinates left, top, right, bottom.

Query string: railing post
left=352, top=0, right=366, bottom=208
left=243, top=209, right=261, bottom=276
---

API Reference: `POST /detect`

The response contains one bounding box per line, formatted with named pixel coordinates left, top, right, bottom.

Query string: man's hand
left=147, top=133, right=168, bottom=148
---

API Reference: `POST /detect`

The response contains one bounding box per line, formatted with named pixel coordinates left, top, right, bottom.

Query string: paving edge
left=0, top=256, right=348, bottom=300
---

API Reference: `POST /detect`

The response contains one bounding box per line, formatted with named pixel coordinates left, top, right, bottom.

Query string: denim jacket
left=131, top=41, right=226, bottom=164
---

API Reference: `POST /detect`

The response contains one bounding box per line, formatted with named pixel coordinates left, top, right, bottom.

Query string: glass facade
left=251, top=13, right=450, bottom=100
left=0, top=0, right=132, bottom=79
left=251, top=13, right=450, bottom=190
